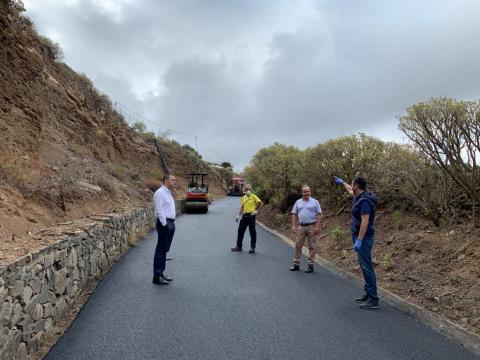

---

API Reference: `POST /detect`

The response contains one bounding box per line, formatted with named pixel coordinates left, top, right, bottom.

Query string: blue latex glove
left=334, top=176, right=344, bottom=185
left=354, top=238, right=362, bottom=251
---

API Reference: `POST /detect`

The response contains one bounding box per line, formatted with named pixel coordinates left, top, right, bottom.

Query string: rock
left=11, top=303, right=23, bottom=326
left=72, top=267, right=80, bottom=281
left=44, top=317, right=53, bottom=332
left=22, top=286, right=33, bottom=305
left=76, top=181, right=102, bottom=192
left=16, top=342, right=27, bottom=360
left=54, top=297, right=68, bottom=322
left=43, top=304, right=54, bottom=318
left=0, top=299, right=13, bottom=326
left=67, top=248, right=78, bottom=268
left=0, top=287, right=8, bottom=304
left=32, top=319, right=46, bottom=334
left=30, top=276, right=42, bottom=295
left=457, top=254, right=465, bottom=261
left=43, top=253, right=54, bottom=268
left=54, top=268, right=66, bottom=295
left=0, top=327, right=8, bottom=348
left=8, top=281, right=25, bottom=298
left=30, top=331, right=45, bottom=353
left=33, top=303, right=43, bottom=322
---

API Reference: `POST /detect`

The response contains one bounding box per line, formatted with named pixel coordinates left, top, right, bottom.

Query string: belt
left=243, top=213, right=256, bottom=216
left=166, top=218, right=175, bottom=222
left=300, top=222, right=316, bottom=226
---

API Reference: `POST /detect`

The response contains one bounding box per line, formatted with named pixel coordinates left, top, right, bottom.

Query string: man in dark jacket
left=335, top=176, right=379, bottom=310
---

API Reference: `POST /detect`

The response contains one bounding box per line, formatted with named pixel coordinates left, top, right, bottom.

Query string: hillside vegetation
left=247, top=100, right=480, bottom=335
left=0, top=2, right=231, bottom=264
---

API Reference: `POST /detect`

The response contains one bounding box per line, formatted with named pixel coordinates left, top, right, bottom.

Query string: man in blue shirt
left=335, top=176, right=379, bottom=310
left=290, top=185, right=322, bottom=273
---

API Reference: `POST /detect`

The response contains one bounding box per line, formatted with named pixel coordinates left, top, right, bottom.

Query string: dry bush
left=97, top=176, right=115, bottom=194
left=144, top=178, right=161, bottom=192
left=0, top=149, right=24, bottom=184
left=36, top=34, right=63, bottom=62
left=108, top=163, right=126, bottom=181
left=19, top=158, right=52, bottom=198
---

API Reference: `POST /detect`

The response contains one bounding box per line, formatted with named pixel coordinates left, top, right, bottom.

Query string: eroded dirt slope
left=0, top=10, right=228, bottom=264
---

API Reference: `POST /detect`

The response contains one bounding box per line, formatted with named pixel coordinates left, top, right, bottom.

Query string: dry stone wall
left=0, top=204, right=173, bottom=360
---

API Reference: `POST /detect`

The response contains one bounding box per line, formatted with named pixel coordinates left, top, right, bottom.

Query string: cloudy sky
left=24, top=0, right=480, bottom=170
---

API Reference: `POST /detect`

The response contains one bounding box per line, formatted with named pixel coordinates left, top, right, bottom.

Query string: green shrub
left=383, top=253, right=394, bottom=271
left=331, top=225, right=343, bottom=243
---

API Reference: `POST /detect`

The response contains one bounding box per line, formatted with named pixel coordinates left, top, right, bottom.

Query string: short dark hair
left=353, top=176, right=367, bottom=190
left=163, top=174, right=172, bottom=182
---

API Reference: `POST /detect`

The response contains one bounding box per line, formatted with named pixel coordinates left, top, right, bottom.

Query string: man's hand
left=334, top=176, right=344, bottom=185
left=161, top=220, right=167, bottom=227
left=292, top=225, right=297, bottom=233
left=313, top=227, right=320, bottom=235
left=354, top=238, right=362, bottom=251
left=252, top=210, right=258, bottom=215
left=235, top=214, right=241, bottom=223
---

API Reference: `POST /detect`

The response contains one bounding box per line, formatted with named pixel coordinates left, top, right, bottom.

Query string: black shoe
left=359, top=299, right=379, bottom=310
left=355, top=294, right=369, bottom=303
left=231, top=246, right=242, bottom=252
left=152, top=276, right=169, bottom=285
left=304, top=265, right=314, bottom=273
left=161, top=274, right=173, bottom=282
left=289, top=264, right=300, bottom=271
left=248, top=248, right=255, bottom=254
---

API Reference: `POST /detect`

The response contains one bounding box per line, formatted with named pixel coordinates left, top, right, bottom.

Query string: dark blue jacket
left=351, top=191, right=377, bottom=238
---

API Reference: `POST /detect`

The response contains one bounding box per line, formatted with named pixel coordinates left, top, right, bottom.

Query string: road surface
left=45, top=197, right=478, bottom=360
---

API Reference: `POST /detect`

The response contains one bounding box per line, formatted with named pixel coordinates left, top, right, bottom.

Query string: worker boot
left=304, top=265, right=314, bottom=273
left=289, top=264, right=300, bottom=271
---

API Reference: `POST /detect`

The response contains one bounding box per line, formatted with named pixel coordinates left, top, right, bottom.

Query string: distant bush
left=36, top=34, right=64, bottom=62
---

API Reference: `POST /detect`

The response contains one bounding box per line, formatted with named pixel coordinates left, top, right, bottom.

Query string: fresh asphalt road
left=45, top=197, right=478, bottom=360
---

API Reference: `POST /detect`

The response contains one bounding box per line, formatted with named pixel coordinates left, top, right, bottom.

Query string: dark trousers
left=353, top=235, right=378, bottom=301
left=236, top=214, right=257, bottom=249
left=153, top=219, right=175, bottom=277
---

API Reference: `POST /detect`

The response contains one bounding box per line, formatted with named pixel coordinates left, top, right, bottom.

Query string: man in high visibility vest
left=231, top=184, right=263, bottom=254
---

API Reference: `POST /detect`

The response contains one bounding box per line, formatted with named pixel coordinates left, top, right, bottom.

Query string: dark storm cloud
left=24, top=0, right=480, bottom=168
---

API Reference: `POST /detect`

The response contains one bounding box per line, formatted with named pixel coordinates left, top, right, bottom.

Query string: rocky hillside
left=0, top=5, right=230, bottom=264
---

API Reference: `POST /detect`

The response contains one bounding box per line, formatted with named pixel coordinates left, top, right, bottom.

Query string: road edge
left=256, top=221, right=480, bottom=356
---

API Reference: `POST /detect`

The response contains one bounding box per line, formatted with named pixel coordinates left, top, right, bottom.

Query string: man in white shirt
left=290, top=185, right=322, bottom=273
left=152, top=174, right=177, bottom=285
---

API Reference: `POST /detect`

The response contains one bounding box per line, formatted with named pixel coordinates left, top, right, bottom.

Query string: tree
left=220, top=162, right=232, bottom=169
left=399, top=97, right=480, bottom=226
left=245, top=143, right=303, bottom=211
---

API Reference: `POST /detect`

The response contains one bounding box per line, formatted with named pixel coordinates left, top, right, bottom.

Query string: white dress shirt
left=153, top=185, right=176, bottom=226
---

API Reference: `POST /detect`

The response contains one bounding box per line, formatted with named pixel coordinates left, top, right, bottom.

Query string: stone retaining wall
left=0, top=205, right=165, bottom=360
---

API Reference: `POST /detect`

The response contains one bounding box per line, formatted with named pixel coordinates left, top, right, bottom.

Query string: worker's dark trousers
left=353, top=235, right=379, bottom=302
left=153, top=219, right=175, bottom=277
left=237, top=214, right=257, bottom=249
